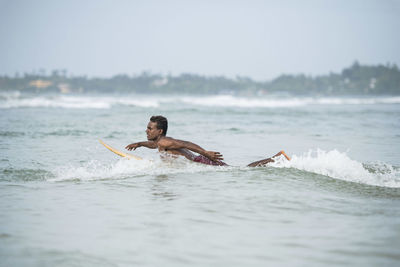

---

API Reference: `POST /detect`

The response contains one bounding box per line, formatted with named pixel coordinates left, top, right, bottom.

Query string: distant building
left=29, top=80, right=52, bottom=89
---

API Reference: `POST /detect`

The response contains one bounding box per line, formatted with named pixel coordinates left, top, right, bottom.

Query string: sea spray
left=49, top=157, right=232, bottom=182
left=49, top=149, right=400, bottom=187
left=270, top=149, right=400, bottom=188
left=2, top=92, right=400, bottom=109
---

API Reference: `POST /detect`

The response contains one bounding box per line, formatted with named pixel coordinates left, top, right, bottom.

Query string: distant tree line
left=0, top=62, right=399, bottom=95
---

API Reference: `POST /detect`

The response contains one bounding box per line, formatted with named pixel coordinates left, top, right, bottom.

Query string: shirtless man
left=125, top=115, right=290, bottom=167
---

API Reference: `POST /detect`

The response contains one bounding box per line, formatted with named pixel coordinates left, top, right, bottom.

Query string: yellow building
left=29, top=80, right=53, bottom=89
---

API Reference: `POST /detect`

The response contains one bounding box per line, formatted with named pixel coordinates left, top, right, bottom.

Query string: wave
left=49, top=157, right=231, bottom=182
left=181, top=95, right=400, bottom=107
left=180, top=95, right=307, bottom=108
left=0, top=93, right=159, bottom=109
left=270, top=149, right=400, bottom=188
left=47, top=149, right=400, bottom=188
left=1, top=92, right=399, bottom=109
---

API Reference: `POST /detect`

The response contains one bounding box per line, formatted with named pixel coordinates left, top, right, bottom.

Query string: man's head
left=147, top=115, right=168, bottom=140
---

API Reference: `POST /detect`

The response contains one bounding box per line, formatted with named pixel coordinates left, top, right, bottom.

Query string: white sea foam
left=270, top=149, right=400, bottom=188
left=180, top=95, right=307, bottom=108
left=0, top=94, right=159, bottom=109
left=50, top=149, right=400, bottom=188
left=0, top=95, right=110, bottom=109
left=114, top=98, right=159, bottom=108
left=1, top=92, right=399, bottom=109
left=49, top=157, right=229, bottom=182
left=180, top=95, right=400, bottom=108
left=315, top=96, right=400, bottom=105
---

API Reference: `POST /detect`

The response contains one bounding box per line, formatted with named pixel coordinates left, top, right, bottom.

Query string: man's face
left=146, top=121, right=162, bottom=141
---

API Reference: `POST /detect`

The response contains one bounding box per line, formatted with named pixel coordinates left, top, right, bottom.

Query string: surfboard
left=99, top=139, right=142, bottom=160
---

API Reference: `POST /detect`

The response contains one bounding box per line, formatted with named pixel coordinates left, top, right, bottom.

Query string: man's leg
left=247, top=150, right=290, bottom=167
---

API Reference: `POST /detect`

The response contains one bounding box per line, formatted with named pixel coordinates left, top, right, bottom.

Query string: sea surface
left=1, top=91, right=400, bottom=266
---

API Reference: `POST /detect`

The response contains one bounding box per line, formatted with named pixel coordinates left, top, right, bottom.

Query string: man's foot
left=271, top=150, right=291, bottom=161
left=247, top=150, right=291, bottom=167
left=280, top=150, right=291, bottom=161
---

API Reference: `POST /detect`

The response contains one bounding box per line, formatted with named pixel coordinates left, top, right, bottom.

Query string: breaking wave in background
left=1, top=91, right=400, bottom=109
left=0, top=92, right=158, bottom=109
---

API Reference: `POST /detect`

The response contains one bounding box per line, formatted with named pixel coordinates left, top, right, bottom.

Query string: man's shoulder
left=158, top=136, right=176, bottom=147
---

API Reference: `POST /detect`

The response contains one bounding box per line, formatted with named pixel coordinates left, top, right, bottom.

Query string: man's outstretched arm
left=125, top=141, right=157, bottom=150
left=158, top=137, right=224, bottom=161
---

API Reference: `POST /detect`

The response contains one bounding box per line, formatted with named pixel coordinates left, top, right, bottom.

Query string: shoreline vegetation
left=1, top=62, right=399, bottom=95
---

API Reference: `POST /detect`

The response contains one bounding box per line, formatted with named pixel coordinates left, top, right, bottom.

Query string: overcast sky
left=0, top=0, right=399, bottom=80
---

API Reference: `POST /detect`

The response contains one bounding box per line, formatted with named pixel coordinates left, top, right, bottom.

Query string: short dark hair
left=150, top=115, right=168, bottom=136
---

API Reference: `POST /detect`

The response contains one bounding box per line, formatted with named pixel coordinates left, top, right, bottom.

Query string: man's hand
left=125, top=143, right=140, bottom=151
left=205, top=151, right=224, bottom=162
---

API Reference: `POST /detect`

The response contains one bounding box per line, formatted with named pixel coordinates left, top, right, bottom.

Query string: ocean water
left=0, top=91, right=400, bottom=266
